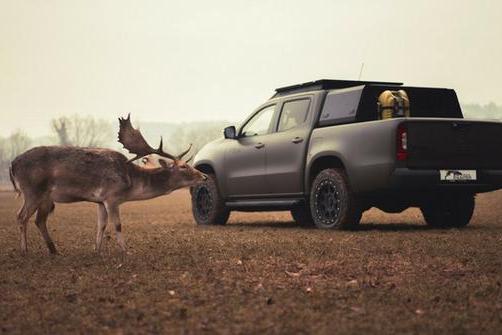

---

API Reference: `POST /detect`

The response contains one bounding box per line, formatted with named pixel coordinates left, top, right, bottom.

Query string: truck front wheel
left=310, top=168, right=362, bottom=229
left=420, top=193, right=475, bottom=228
left=191, top=174, right=230, bottom=225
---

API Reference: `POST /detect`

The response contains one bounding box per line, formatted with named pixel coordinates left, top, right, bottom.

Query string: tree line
left=462, top=102, right=502, bottom=121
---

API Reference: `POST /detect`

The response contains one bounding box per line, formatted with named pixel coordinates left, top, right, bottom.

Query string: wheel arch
left=305, top=154, right=347, bottom=195
left=194, top=162, right=216, bottom=175
left=194, top=160, right=227, bottom=198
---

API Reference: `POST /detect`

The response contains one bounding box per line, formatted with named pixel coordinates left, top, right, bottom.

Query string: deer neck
left=126, top=166, right=173, bottom=201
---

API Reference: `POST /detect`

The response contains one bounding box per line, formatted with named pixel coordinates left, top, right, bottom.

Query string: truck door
left=224, top=104, right=277, bottom=198
left=265, top=98, right=312, bottom=196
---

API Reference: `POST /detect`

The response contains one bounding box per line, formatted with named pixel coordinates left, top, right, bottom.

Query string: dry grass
left=1, top=190, right=502, bottom=334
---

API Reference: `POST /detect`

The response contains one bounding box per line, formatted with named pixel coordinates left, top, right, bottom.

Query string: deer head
left=118, top=114, right=207, bottom=190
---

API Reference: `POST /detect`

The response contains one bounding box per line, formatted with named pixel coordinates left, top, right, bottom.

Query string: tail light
left=396, top=123, right=408, bottom=161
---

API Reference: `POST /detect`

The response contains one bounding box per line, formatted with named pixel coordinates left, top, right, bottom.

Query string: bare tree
left=0, top=137, right=6, bottom=164
left=51, top=118, right=70, bottom=145
left=0, top=137, right=7, bottom=185
left=7, top=131, right=32, bottom=159
left=51, top=115, right=113, bottom=147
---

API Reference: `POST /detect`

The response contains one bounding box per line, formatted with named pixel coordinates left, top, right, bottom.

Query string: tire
left=420, top=193, right=475, bottom=228
left=191, top=174, right=230, bottom=225
left=309, top=168, right=362, bottom=229
left=291, top=204, right=314, bottom=227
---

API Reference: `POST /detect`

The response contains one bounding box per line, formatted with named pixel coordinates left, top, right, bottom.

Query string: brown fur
left=10, top=146, right=206, bottom=255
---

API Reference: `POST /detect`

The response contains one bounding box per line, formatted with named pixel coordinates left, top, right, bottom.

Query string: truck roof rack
left=272, top=79, right=403, bottom=98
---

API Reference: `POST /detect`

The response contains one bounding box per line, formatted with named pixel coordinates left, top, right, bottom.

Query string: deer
left=9, top=114, right=207, bottom=255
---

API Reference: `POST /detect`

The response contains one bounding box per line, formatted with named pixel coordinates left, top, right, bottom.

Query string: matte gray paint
left=305, top=118, right=402, bottom=194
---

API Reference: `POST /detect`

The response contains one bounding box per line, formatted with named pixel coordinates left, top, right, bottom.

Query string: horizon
left=0, top=102, right=502, bottom=140
left=2, top=100, right=502, bottom=139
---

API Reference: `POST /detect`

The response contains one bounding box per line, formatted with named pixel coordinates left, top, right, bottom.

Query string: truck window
left=277, top=99, right=311, bottom=132
left=319, top=87, right=364, bottom=126
left=241, top=105, right=276, bottom=137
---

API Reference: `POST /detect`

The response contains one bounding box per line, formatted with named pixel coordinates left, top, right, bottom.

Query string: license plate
left=440, top=170, right=477, bottom=181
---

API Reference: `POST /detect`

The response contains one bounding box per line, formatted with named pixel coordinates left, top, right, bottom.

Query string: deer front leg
left=104, top=203, right=126, bottom=253
left=95, top=203, right=108, bottom=252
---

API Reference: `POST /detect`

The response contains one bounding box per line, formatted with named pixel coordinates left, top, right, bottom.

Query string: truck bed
left=308, top=117, right=502, bottom=194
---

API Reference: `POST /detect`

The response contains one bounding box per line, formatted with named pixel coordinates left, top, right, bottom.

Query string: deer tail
left=9, top=165, right=20, bottom=198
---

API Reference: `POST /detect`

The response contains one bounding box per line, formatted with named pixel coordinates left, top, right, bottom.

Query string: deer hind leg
left=104, top=203, right=126, bottom=253
left=35, top=201, right=57, bottom=255
left=95, top=203, right=108, bottom=253
left=16, top=196, right=38, bottom=255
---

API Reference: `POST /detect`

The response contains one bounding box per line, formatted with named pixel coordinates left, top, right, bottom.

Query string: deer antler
left=118, top=114, right=192, bottom=163
left=177, top=143, right=192, bottom=160
left=184, top=154, right=194, bottom=164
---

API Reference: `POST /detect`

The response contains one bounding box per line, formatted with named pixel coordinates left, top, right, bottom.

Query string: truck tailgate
left=406, top=120, right=502, bottom=169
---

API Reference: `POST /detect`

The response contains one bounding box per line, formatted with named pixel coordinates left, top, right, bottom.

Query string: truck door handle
left=254, top=142, right=265, bottom=149
left=292, top=137, right=304, bottom=144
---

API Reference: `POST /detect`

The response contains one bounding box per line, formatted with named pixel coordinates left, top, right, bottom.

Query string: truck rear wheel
left=291, top=205, right=314, bottom=227
left=310, top=168, right=362, bottom=229
left=420, top=193, right=475, bottom=228
left=191, top=174, right=230, bottom=225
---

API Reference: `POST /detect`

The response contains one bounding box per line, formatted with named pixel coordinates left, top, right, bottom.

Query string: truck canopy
left=319, top=84, right=463, bottom=127
left=272, top=80, right=463, bottom=127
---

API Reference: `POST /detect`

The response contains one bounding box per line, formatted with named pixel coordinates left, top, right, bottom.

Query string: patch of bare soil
left=1, top=190, right=501, bottom=334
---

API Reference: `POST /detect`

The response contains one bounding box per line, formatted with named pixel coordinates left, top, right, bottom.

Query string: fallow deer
left=9, top=114, right=207, bottom=255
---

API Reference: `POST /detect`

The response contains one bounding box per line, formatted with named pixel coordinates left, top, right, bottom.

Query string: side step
left=225, top=198, right=304, bottom=212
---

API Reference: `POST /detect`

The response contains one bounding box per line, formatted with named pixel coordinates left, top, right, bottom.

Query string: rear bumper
left=388, top=168, right=502, bottom=193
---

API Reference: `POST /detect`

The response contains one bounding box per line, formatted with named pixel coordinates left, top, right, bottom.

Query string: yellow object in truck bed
left=378, top=90, right=410, bottom=119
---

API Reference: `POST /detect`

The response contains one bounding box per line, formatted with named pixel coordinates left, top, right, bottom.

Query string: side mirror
left=224, top=126, right=237, bottom=139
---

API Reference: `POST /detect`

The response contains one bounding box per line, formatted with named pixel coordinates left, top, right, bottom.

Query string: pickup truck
left=190, top=79, right=502, bottom=229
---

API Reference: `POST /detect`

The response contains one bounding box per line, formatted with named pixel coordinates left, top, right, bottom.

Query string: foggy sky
left=1, top=0, right=501, bottom=136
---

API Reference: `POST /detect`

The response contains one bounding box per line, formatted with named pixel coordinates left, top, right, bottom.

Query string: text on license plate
left=440, top=170, right=477, bottom=181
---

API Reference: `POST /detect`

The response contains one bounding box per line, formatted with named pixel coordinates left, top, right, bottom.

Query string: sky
left=1, top=0, right=501, bottom=136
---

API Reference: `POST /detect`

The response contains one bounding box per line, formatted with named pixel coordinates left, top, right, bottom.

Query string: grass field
left=1, top=190, right=502, bottom=334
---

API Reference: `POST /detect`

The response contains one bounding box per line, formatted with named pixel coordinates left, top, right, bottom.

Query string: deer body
left=10, top=116, right=205, bottom=255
